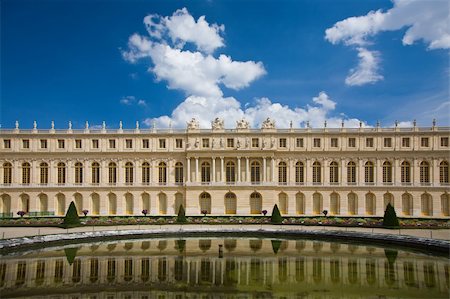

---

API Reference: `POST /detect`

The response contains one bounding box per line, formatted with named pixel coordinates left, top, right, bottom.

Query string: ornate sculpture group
left=186, top=117, right=275, bottom=130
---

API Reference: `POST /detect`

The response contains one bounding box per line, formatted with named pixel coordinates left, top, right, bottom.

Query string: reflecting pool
left=0, top=238, right=449, bottom=298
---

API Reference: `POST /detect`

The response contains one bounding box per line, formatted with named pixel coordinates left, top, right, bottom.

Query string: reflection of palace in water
left=0, top=239, right=449, bottom=298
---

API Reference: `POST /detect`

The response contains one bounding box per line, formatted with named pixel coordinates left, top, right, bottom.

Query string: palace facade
left=0, top=118, right=449, bottom=218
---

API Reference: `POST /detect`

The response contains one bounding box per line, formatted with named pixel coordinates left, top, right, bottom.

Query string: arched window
left=295, top=161, right=304, bottom=184
left=347, top=161, right=356, bottom=184
left=329, top=161, right=339, bottom=184
left=201, top=162, right=211, bottom=183
left=225, top=192, right=237, bottom=214
left=56, top=193, right=65, bottom=216
left=296, top=192, right=305, bottom=214
left=74, top=162, right=83, bottom=184
left=108, top=193, right=117, bottom=215
left=108, top=162, right=117, bottom=184
left=199, top=192, right=211, bottom=214
left=441, top=194, right=450, bottom=216
left=365, top=193, right=376, bottom=215
left=20, top=194, right=30, bottom=212
left=383, top=193, right=394, bottom=209
left=22, top=162, right=31, bottom=184
left=421, top=193, right=432, bottom=216
left=347, top=193, right=357, bottom=215
left=158, top=162, right=167, bottom=185
left=364, top=161, right=374, bottom=183
left=175, top=162, right=183, bottom=184
left=401, top=161, right=411, bottom=183
left=330, top=193, right=340, bottom=215
left=159, top=193, right=167, bottom=214
left=402, top=193, right=413, bottom=216
left=312, top=192, right=322, bottom=214
left=382, top=161, right=392, bottom=183
left=420, top=161, right=430, bottom=184
left=279, top=193, right=288, bottom=214
left=251, top=161, right=261, bottom=184
left=91, top=193, right=100, bottom=215
left=142, top=162, right=150, bottom=185
left=250, top=192, right=262, bottom=214
left=125, top=162, right=134, bottom=185
left=312, top=161, right=321, bottom=184
left=174, top=193, right=184, bottom=214
left=226, top=161, right=235, bottom=183
left=92, top=162, right=100, bottom=184
left=57, top=162, right=66, bottom=184
left=141, top=193, right=150, bottom=212
left=125, top=193, right=133, bottom=215
left=39, top=193, right=48, bottom=213
left=40, top=162, right=48, bottom=185
left=439, top=161, right=449, bottom=184
left=278, top=162, right=287, bottom=185
left=74, top=193, right=83, bottom=215
left=3, top=162, right=12, bottom=184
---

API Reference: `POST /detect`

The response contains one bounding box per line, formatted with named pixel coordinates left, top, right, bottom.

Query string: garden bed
left=1, top=216, right=449, bottom=228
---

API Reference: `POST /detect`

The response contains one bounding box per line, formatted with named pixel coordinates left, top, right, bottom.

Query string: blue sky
left=1, top=0, right=448, bottom=129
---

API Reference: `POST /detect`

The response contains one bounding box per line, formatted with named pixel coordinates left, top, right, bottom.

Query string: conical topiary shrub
left=382, top=203, right=399, bottom=228
left=271, top=204, right=283, bottom=224
left=177, top=205, right=187, bottom=223
left=62, top=201, right=81, bottom=228
left=271, top=240, right=282, bottom=254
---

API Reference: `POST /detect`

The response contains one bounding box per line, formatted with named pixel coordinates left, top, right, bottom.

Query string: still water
left=0, top=238, right=448, bottom=298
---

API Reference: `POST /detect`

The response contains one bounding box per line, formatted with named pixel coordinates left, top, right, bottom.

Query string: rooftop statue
left=261, top=117, right=276, bottom=129
left=236, top=118, right=249, bottom=130
left=187, top=118, right=200, bottom=130
left=211, top=117, right=224, bottom=130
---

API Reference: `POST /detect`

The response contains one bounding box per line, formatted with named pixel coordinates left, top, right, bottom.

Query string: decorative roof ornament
left=236, top=118, right=250, bottom=130
left=33, top=120, right=37, bottom=129
left=136, top=121, right=139, bottom=130
left=187, top=118, right=200, bottom=130
left=290, top=121, right=293, bottom=129
left=15, top=120, right=19, bottom=129
left=51, top=121, right=55, bottom=130
left=211, top=117, right=224, bottom=130
left=341, top=120, right=345, bottom=128
left=85, top=121, right=89, bottom=129
left=306, top=121, right=310, bottom=128
left=395, top=120, right=398, bottom=127
left=376, top=120, right=380, bottom=128
left=359, top=121, right=362, bottom=128
left=413, top=119, right=417, bottom=127
left=68, top=121, right=72, bottom=130
left=432, top=118, right=436, bottom=127
left=324, top=120, right=327, bottom=128
left=102, top=121, right=106, bottom=130
left=261, top=117, right=275, bottom=129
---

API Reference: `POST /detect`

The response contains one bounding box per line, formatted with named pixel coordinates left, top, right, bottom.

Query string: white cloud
left=144, top=7, right=225, bottom=54
left=120, top=96, right=136, bottom=105
left=137, top=100, right=147, bottom=106
left=125, top=9, right=366, bottom=129
left=325, top=0, right=450, bottom=85
left=145, top=92, right=365, bottom=129
left=345, top=47, right=383, bottom=86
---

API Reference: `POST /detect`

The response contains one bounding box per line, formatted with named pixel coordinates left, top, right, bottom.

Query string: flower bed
left=0, top=216, right=449, bottom=228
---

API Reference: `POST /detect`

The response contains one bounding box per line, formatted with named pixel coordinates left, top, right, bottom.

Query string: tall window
left=420, top=161, right=430, bottom=184
left=40, top=162, right=48, bottom=184
left=22, top=162, right=31, bottom=184
left=142, top=162, right=150, bottom=185
left=440, top=161, right=449, bottom=184
left=401, top=161, right=411, bottom=183
left=175, top=162, right=183, bottom=184
left=382, top=161, right=392, bottom=183
left=91, top=162, right=100, bottom=184
left=158, top=162, right=167, bottom=185
left=74, top=162, right=83, bottom=184
left=250, top=192, right=262, bottom=214
left=3, top=162, right=12, bottom=184
left=278, top=162, right=287, bottom=184
left=364, top=161, right=374, bottom=183
left=201, top=162, right=211, bottom=183
left=347, top=162, right=356, bottom=184
left=57, top=162, right=66, bottom=184
left=295, top=162, right=304, bottom=184
left=199, top=192, right=211, bottom=214
left=329, top=161, right=339, bottom=184
left=251, top=161, right=261, bottom=184
left=125, top=162, right=134, bottom=185
left=312, top=161, right=321, bottom=184
left=226, top=161, right=236, bottom=183
left=108, top=162, right=117, bottom=184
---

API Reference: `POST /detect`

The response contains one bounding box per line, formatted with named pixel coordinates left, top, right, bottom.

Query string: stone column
left=306, top=159, right=312, bottom=186
left=289, top=159, right=294, bottom=185
left=136, top=159, right=142, bottom=185
left=376, top=159, right=382, bottom=185
left=413, top=159, right=420, bottom=186
left=220, top=157, right=225, bottom=182
left=246, top=157, right=250, bottom=182
left=195, top=157, right=199, bottom=183
left=271, top=158, right=275, bottom=182
left=237, top=157, right=241, bottom=182
left=212, top=157, right=216, bottom=182
left=263, top=157, right=267, bottom=182
left=341, top=159, right=346, bottom=185
left=187, top=157, right=191, bottom=182
left=432, top=158, right=439, bottom=187
left=358, top=159, right=364, bottom=186
left=394, top=158, right=400, bottom=186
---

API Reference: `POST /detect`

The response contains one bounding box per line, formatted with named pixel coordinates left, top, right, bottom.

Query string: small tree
left=82, top=209, right=89, bottom=216
left=62, top=201, right=81, bottom=228
left=177, top=205, right=187, bottom=223
left=383, top=203, right=399, bottom=228
left=201, top=209, right=208, bottom=217
left=322, top=210, right=328, bottom=217
left=271, top=204, right=283, bottom=224
left=262, top=210, right=268, bottom=216
left=142, top=209, right=148, bottom=216
left=17, top=211, right=26, bottom=217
